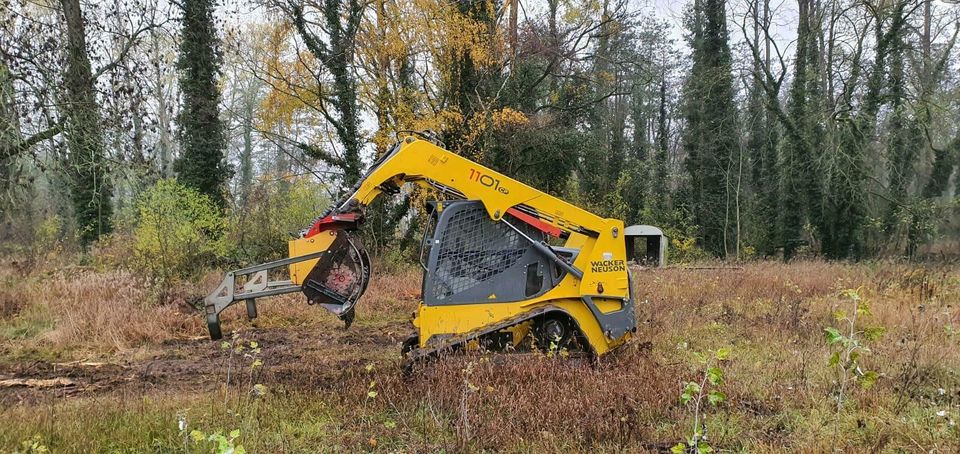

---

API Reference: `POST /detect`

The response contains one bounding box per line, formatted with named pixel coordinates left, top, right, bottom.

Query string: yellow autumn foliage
left=245, top=0, right=517, bottom=158
left=492, top=107, right=529, bottom=129
left=255, top=22, right=326, bottom=132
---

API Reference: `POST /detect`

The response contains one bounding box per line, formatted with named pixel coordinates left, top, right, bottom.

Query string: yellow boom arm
left=293, top=136, right=629, bottom=302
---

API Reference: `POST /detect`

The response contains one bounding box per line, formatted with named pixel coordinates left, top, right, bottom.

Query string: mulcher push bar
left=203, top=251, right=326, bottom=340
left=202, top=233, right=371, bottom=340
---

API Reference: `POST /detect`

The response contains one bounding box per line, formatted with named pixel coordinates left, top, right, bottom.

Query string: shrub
left=88, top=232, right=138, bottom=271
left=16, top=214, right=66, bottom=273
left=227, top=178, right=329, bottom=264
left=133, top=179, right=226, bottom=282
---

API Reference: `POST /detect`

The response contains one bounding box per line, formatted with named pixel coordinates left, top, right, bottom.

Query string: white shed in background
left=624, top=225, right=666, bottom=267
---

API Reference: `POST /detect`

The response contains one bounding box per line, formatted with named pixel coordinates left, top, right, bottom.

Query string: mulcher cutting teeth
left=302, top=233, right=371, bottom=326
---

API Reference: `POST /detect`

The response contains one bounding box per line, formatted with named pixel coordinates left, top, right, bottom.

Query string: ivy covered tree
left=779, top=0, right=823, bottom=260
left=681, top=0, right=740, bottom=257
left=60, top=0, right=113, bottom=245
left=175, top=0, right=229, bottom=208
left=743, top=0, right=779, bottom=257
left=283, top=0, right=365, bottom=187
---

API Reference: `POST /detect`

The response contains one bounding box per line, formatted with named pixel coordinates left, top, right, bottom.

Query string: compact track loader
left=205, top=134, right=639, bottom=366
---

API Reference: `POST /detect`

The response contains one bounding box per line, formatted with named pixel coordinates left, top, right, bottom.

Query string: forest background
left=2, top=0, right=960, bottom=271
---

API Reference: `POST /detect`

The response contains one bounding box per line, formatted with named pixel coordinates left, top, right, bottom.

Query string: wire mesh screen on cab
left=431, top=203, right=545, bottom=301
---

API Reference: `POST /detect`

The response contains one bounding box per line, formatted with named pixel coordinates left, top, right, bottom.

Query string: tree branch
left=0, top=122, right=62, bottom=160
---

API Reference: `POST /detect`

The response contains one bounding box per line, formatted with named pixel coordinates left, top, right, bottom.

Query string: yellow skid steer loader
left=205, top=134, right=641, bottom=367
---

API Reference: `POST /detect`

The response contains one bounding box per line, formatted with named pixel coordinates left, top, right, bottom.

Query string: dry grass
left=1, top=259, right=959, bottom=452
left=0, top=260, right=422, bottom=360
left=0, top=265, right=205, bottom=359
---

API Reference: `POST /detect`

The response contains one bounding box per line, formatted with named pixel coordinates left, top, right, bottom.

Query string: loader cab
left=419, top=200, right=572, bottom=306
left=624, top=225, right=666, bottom=267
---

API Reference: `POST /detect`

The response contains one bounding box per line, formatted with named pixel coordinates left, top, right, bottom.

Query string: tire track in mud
left=0, top=320, right=411, bottom=406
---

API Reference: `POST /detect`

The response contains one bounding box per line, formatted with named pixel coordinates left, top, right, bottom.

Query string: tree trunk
left=0, top=60, right=20, bottom=194
left=151, top=31, right=174, bottom=178
left=508, top=0, right=518, bottom=62
left=239, top=96, right=254, bottom=206
left=60, top=0, right=113, bottom=245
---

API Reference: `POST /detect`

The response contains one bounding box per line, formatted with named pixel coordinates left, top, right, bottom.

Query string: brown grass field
left=0, top=260, right=958, bottom=452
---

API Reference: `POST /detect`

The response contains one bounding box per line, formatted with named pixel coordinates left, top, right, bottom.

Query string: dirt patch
left=0, top=360, right=130, bottom=404
left=0, top=377, right=77, bottom=388
left=0, top=318, right=411, bottom=406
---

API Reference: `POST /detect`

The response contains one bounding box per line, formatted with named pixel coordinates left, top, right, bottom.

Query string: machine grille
left=433, top=204, right=542, bottom=301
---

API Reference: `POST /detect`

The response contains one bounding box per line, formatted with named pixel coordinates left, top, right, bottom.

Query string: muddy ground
left=0, top=318, right=413, bottom=407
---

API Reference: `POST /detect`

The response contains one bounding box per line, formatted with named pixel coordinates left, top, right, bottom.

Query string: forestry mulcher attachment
left=204, top=135, right=638, bottom=366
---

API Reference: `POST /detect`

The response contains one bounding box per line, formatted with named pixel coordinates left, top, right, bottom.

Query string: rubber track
left=401, top=305, right=588, bottom=370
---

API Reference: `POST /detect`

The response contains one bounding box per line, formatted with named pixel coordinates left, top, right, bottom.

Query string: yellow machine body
left=413, top=297, right=630, bottom=355
left=287, top=232, right=337, bottom=285
left=205, top=135, right=637, bottom=359
left=324, top=137, right=635, bottom=356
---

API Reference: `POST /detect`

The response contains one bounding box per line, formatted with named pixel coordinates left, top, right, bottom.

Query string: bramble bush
left=133, top=179, right=227, bottom=283
left=227, top=178, right=330, bottom=264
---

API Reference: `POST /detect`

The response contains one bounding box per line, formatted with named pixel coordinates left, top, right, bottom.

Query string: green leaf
left=863, top=326, right=885, bottom=341
left=697, top=441, right=713, bottom=453
left=367, top=390, right=378, bottom=398
left=706, top=367, right=723, bottom=386
left=692, top=351, right=707, bottom=364
left=715, top=347, right=731, bottom=361
left=824, top=327, right=843, bottom=345
left=671, top=443, right=686, bottom=454
left=841, top=288, right=861, bottom=302
left=249, top=341, right=258, bottom=349
left=235, top=446, right=246, bottom=454
left=250, top=359, right=262, bottom=369
left=384, top=419, right=397, bottom=429
left=229, top=429, right=240, bottom=439
left=680, top=382, right=700, bottom=404
left=828, top=351, right=841, bottom=367
left=860, top=370, right=879, bottom=389
left=707, top=390, right=726, bottom=405
left=849, top=351, right=860, bottom=363
left=215, top=434, right=229, bottom=452
left=190, top=430, right=205, bottom=442
left=856, top=301, right=871, bottom=316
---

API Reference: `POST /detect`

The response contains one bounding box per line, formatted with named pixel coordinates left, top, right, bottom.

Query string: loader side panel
left=415, top=299, right=629, bottom=355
